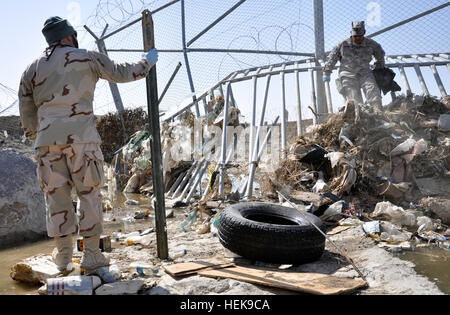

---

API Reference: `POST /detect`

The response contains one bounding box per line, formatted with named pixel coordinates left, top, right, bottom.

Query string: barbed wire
left=0, top=83, right=18, bottom=116
left=84, top=0, right=165, bottom=33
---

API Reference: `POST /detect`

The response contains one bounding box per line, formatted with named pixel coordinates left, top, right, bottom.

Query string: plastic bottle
left=380, top=232, right=409, bottom=243
left=126, top=235, right=142, bottom=245
left=94, top=266, right=115, bottom=283
left=180, top=210, right=198, bottom=232
left=125, top=234, right=152, bottom=246
left=47, top=276, right=101, bottom=295
left=210, top=224, right=218, bottom=237
left=170, top=249, right=187, bottom=260
left=109, top=265, right=122, bottom=280
left=128, top=262, right=156, bottom=276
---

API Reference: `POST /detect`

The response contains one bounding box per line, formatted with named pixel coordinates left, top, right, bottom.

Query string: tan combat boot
left=52, top=234, right=73, bottom=271
left=80, top=234, right=110, bottom=271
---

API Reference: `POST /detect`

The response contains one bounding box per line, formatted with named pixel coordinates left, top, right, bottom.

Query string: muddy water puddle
left=395, top=247, right=450, bottom=294
left=0, top=192, right=156, bottom=295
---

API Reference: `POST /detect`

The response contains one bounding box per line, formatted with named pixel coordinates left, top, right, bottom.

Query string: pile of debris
left=99, top=94, right=449, bottom=251
left=272, top=95, right=450, bottom=250
left=110, top=95, right=242, bottom=198
left=96, top=108, right=148, bottom=163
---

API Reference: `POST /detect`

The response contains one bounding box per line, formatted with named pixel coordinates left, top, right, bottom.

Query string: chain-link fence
left=1, top=0, right=449, bottom=120
left=82, top=0, right=449, bottom=122
left=324, top=0, right=450, bottom=55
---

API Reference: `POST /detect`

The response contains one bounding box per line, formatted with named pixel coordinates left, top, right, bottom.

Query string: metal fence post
left=249, top=68, right=262, bottom=164
left=294, top=62, right=303, bottom=136
left=142, top=9, right=168, bottom=260
left=219, top=83, right=232, bottom=198
left=313, top=0, right=327, bottom=123
left=280, top=64, right=287, bottom=156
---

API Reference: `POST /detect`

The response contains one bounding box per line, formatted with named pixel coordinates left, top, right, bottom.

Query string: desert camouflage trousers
left=337, top=69, right=382, bottom=107
left=37, top=143, right=105, bottom=238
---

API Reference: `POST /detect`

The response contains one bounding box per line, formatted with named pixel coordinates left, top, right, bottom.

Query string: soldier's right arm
left=88, top=50, right=152, bottom=84
left=324, top=42, right=342, bottom=74
left=18, top=70, right=38, bottom=141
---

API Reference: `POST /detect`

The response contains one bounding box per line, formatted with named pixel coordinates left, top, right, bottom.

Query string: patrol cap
left=351, top=21, right=366, bottom=36
left=42, top=16, right=77, bottom=45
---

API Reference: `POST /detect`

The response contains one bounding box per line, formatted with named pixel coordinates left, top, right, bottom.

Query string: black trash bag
left=372, top=67, right=402, bottom=95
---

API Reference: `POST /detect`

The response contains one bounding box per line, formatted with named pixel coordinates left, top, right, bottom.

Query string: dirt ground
left=91, top=198, right=443, bottom=295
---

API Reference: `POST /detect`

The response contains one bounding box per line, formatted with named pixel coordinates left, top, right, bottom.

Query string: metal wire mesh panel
left=0, top=84, right=18, bottom=116
left=324, top=0, right=450, bottom=54
left=83, top=0, right=449, bottom=122
left=2, top=0, right=449, bottom=119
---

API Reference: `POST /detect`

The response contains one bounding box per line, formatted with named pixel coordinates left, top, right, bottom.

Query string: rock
left=125, top=199, right=139, bottom=206
left=95, top=280, right=144, bottom=295
left=10, top=255, right=60, bottom=284
left=420, top=197, right=450, bottom=225
left=438, top=114, right=450, bottom=131
left=415, top=177, right=450, bottom=197
left=288, top=190, right=329, bottom=212
left=320, top=201, right=345, bottom=222
left=0, top=150, right=47, bottom=248
left=124, top=173, right=140, bottom=193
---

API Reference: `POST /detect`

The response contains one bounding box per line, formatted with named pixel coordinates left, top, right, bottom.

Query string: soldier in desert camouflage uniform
left=18, top=17, right=159, bottom=271
left=323, top=21, right=385, bottom=111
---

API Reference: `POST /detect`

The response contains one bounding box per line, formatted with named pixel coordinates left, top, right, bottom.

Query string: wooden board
left=327, top=225, right=352, bottom=235
left=198, top=265, right=367, bottom=295
left=163, top=256, right=234, bottom=277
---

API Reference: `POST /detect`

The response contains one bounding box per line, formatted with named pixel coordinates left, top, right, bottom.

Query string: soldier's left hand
left=143, top=48, right=159, bottom=65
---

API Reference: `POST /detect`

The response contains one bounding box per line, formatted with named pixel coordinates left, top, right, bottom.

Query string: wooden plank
left=163, top=257, right=234, bottom=277
left=198, top=265, right=367, bottom=295
left=327, top=225, right=352, bottom=235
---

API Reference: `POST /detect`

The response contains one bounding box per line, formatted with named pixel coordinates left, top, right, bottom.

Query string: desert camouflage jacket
left=19, top=45, right=152, bottom=147
left=324, top=37, right=385, bottom=74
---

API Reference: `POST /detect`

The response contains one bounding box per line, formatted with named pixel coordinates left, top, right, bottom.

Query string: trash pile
left=96, top=107, right=148, bottom=163
left=98, top=94, right=449, bottom=251
left=273, top=95, right=450, bottom=251
left=107, top=95, right=242, bottom=199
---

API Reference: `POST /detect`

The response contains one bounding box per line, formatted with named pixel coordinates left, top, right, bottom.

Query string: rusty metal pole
left=142, top=9, right=168, bottom=259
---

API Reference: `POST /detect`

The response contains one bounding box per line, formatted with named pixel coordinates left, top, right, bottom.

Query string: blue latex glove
left=322, top=73, right=331, bottom=82
left=143, top=48, right=159, bottom=65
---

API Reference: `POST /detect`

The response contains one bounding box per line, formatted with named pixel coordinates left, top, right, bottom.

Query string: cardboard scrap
left=163, top=256, right=234, bottom=277
left=198, top=265, right=367, bottom=295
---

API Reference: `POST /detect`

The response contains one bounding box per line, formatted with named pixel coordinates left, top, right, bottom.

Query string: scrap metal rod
left=171, top=161, right=199, bottom=198
left=240, top=116, right=280, bottom=196
left=277, top=190, right=367, bottom=282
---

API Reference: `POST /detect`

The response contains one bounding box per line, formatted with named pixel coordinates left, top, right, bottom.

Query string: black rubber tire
left=218, top=202, right=325, bottom=264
